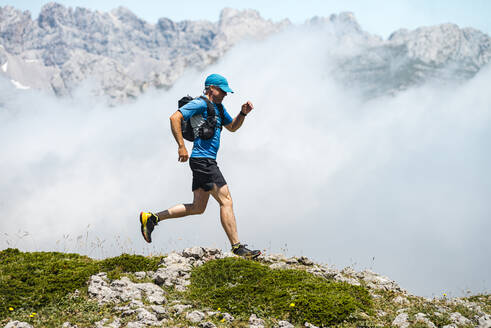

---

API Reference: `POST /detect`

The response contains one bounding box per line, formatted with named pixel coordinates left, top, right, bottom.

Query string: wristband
left=239, top=111, right=247, bottom=116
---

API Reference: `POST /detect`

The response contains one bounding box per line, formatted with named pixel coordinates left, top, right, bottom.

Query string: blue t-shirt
left=179, top=98, right=233, bottom=159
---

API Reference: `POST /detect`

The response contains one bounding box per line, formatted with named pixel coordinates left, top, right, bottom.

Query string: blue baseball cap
left=205, top=74, right=234, bottom=93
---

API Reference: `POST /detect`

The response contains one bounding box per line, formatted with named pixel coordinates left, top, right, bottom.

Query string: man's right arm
left=169, top=110, right=189, bottom=162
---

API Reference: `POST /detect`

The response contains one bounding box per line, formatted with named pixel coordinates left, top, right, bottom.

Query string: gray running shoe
left=231, top=243, right=261, bottom=258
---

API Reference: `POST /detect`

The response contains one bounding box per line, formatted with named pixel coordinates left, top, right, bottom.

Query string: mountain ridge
left=0, top=3, right=489, bottom=103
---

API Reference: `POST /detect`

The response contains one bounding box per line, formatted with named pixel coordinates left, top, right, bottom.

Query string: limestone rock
left=150, top=305, right=169, bottom=320
left=170, top=304, right=192, bottom=315
left=298, top=256, right=314, bottom=266
left=450, top=312, right=471, bottom=325
left=414, top=313, right=436, bottom=328
left=186, top=310, right=206, bottom=323
left=199, top=322, right=217, bottom=328
left=4, top=321, right=33, bottom=328
left=275, top=320, right=294, bottom=328
left=478, top=314, right=491, bottom=328
left=249, top=313, right=265, bottom=327
left=269, top=262, right=289, bottom=270
left=392, top=313, right=410, bottom=328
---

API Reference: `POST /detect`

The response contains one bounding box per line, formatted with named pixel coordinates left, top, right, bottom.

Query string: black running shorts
left=189, top=157, right=227, bottom=191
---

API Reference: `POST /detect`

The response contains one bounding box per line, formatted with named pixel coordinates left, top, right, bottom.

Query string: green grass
left=187, top=257, right=373, bottom=326
left=0, top=248, right=160, bottom=321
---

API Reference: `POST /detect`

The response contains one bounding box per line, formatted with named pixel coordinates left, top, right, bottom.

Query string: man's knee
left=220, top=192, right=233, bottom=208
left=190, top=202, right=207, bottom=215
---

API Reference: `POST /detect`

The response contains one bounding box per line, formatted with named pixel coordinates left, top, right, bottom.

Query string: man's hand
left=178, top=145, right=189, bottom=162
left=241, top=101, right=254, bottom=114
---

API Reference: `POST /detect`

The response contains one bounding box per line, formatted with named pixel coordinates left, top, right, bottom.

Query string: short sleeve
left=178, top=98, right=207, bottom=121
left=222, top=106, right=233, bottom=126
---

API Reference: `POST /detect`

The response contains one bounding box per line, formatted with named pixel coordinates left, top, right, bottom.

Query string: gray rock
left=275, top=320, right=294, bottom=328
left=357, top=269, right=404, bottom=292
left=109, top=277, right=142, bottom=302
left=170, top=304, right=192, bottom=315
left=478, top=314, right=491, bottom=328
left=186, top=310, right=206, bottom=323
left=4, top=322, right=33, bottom=328
left=88, top=274, right=166, bottom=305
left=392, top=313, right=410, bottom=328
left=134, top=271, right=146, bottom=279
left=298, top=256, right=314, bottom=266
left=304, top=323, right=319, bottom=328
left=414, top=313, right=436, bottom=328
left=286, top=257, right=298, bottom=264
left=182, top=246, right=205, bottom=259
left=222, top=312, right=235, bottom=322
left=150, top=305, right=169, bottom=320
left=94, top=317, right=121, bottom=328
left=249, top=313, right=265, bottom=326
left=153, top=252, right=193, bottom=290
left=394, top=295, right=410, bottom=305
left=199, top=322, right=217, bottom=328
left=134, top=282, right=167, bottom=304
left=259, top=253, right=287, bottom=263
left=62, top=323, right=77, bottom=328
left=125, top=323, right=145, bottom=328
left=269, top=262, right=289, bottom=270
left=136, top=307, right=158, bottom=324
left=450, top=312, right=471, bottom=325
left=88, top=273, right=120, bottom=304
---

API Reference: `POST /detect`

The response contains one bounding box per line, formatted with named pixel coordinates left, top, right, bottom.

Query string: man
left=139, top=74, right=261, bottom=258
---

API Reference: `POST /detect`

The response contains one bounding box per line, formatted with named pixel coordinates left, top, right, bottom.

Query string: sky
left=1, top=0, right=491, bottom=38
left=1, top=0, right=491, bottom=298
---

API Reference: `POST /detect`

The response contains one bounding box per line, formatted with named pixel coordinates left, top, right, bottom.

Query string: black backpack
left=179, top=95, right=225, bottom=141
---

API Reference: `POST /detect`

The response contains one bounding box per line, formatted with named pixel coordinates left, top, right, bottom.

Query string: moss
left=0, top=248, right=160, bottom=320
left=187, top=257, right=372, bottom=326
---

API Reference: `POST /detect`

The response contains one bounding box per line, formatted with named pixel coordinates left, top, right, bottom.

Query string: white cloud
left=0, top=24, right=490, bottom=297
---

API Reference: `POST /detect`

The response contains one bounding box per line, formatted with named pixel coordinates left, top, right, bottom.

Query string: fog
left=1, top=25, right=490, bottom=297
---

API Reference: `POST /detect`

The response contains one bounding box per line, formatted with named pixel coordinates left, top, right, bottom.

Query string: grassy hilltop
left=1, top=248, right=489, bottom=328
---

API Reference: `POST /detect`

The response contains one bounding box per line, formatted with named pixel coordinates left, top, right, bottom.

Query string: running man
left=140, top=74, right=261, bottom=258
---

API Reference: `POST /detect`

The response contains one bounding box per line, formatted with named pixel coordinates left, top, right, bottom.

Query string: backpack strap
left=215, top=103, right=225, bottom=130
left=199, top=96, right=225, bottom=130
left=199, top=96, right=216, bottom=117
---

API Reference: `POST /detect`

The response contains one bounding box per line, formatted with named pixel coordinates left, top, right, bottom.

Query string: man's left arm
left=225, top=101, right=254, bottom=132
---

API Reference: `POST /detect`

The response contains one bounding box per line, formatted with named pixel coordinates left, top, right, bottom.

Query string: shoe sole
left=234, top=250, right=261, bottom=259
left=140, top=212, right=151, bottom=243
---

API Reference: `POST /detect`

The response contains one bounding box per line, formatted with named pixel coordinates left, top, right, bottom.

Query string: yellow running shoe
left=140, top=212, right=158, bottom=243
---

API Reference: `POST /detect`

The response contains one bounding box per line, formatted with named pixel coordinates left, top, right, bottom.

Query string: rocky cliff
left=0, top=3, right=489, bottom=103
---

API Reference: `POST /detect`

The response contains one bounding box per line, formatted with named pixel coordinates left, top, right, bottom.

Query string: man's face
left=210, top=85, right=227, bottom=103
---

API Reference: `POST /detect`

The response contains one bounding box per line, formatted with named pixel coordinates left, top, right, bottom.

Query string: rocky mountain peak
left=38, top=2, right=72, bottom=29
left=110, top=5, right=148, bottom=30
left=387, top=23, right=490, bottom=66
left=0, top=3, right=489, bottom=103
left=329, top=11, right=362, bottom=33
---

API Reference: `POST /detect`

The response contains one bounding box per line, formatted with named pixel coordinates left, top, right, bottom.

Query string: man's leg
left=156, top=188, right=210, bottom=222
left=140, top=189, right=210, bottom=243
left=210, top=184, right=239, bottom=245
